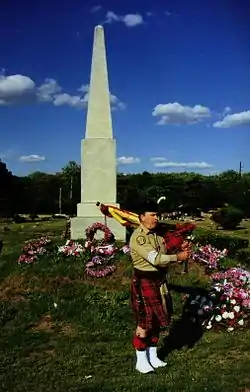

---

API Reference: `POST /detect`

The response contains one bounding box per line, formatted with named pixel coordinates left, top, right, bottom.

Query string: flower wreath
left=85, top=222, right=114, bottom=243
left=85, top=255, right=116, bottom=278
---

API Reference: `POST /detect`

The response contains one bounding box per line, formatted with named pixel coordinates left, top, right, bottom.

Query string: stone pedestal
left=70, top=215, right=126, bottom=241
left=71, top=200, right=126, bottom=241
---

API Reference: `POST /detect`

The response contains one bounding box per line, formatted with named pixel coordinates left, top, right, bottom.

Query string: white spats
left=135, top=350, right=155, bottom=374
left=148, top=346, right=168, bottom=368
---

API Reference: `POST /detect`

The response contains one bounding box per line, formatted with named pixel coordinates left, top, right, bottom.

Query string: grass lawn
left=0, top=220, right=250, bottom=392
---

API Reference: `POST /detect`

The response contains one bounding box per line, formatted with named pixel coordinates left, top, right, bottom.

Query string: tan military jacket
left=129, top=224, right=177, bottom=272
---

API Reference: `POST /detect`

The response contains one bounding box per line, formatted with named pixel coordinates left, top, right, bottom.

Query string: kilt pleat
left=131, top=274, right=170, bottom=331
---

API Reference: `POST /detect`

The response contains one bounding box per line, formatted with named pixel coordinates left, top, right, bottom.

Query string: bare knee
left=136, top=326, right=147, bottom=338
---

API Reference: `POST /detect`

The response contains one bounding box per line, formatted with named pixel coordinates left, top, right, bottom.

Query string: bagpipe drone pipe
left=96, top=201, right=196, bottom=255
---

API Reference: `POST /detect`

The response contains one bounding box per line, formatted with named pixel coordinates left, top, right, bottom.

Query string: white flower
left=227, top=327, right=234, bottom=332
left=238, top=319, right=244, bottom=326
left=233, top=305, right=240, bottom=312
left=222, top=312, right=229, bottom=319
left=215, top=315, right=222, bottom=322
left=228, top=312, right=235, bottom=320
left=230, top=299, right=236, bottom=305
left=206, top=323, right=212, bottom=330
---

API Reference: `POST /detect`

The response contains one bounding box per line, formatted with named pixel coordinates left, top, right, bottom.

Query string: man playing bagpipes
left=96, top=200, right=195, bottom=373
left=129, top=201, right=191, bottom=374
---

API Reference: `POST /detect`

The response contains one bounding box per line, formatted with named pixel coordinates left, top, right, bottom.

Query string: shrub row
left=234, top=248, right=250, bottom=265
left=194, top=227, right=249, bottom=255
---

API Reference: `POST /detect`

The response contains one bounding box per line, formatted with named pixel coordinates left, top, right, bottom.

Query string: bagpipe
left=96, top=202, right=196, bottom=253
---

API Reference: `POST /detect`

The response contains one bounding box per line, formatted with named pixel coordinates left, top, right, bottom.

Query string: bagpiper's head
left=138, top=200, right=159, bottom=230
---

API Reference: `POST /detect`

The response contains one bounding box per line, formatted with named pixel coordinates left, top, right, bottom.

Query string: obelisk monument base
left=70, top=202, right=126, bottom=241
left=70, top=138, right=126, bottom=241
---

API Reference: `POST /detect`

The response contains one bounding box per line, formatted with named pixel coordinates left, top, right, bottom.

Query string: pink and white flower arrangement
left=85, top=222, right=114, bottom=243
left=85, top=255, right=116, bottom=278
left=199, top=268, right=250, bottom=331
left=192, top=244, right=228, bottom=270
left=57, top=240, right=85, bottom=257
left=17, top=236, right=51, bottom=264
left=120, top=245, right=130, bottom=254
left=56, top=225, right=131, bottom=278
left=95, top=244, right=117, bottom=256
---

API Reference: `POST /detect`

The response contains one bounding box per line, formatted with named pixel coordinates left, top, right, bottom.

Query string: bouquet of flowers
left=192, top=244, right=228, bottom=270
left=85, top=255, right=116, bottom=278
left=211, top=268, right=250, bottom=311
left=188, top=268, right=250, bottom=332
left=120, top=244, right=130, bottom=254
left=57, top=240, right=86, bottom=257
left=84, top=242, right=130, bottom=278
left=57, top=232, right=130, bottom=278
left=17, top=236, right=51, bottom=264
left=95, top=244, right=117, bottom=256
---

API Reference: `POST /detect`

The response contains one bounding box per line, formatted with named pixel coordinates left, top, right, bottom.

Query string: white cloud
left=0, top=74, right=36, bottom=105
left=153, top=160, right=213, bottom=169
left=76, top=84, right=125, bottom=110
left=105, top=11, right=120, bottom=23
left=53, top=93, right=86, bottom=109
left=152, top=102, right=211, bottom=125
left=19, top=154, right=46, bottom=163
left=213, top=110, right=250, bottom=128
left=0, top=73, right=125, bottom=111
left=78, top=84, right=90, bottom=93
left=222, top=106, right=231, bottom=116
left=37, top=78, right=62, bottom=102
left=150, top=157, right=167, bottom=162
left=117, top=156, right=141, bottom=165
left=110, top=93, right=126, bottom=110
left=123, top=14, right=144, bottom=27
left=105, top=11, right=144, bottom=27
left=90, top=5, right=102, bottom=13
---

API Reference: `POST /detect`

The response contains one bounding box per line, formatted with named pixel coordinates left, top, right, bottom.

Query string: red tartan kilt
left=131, top=275, right=172, bottom=331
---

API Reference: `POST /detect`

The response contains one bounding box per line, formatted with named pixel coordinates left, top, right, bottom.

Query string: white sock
left=148, top=346, right=167, bottom=368
left=135, top=350, right=155, bottom=374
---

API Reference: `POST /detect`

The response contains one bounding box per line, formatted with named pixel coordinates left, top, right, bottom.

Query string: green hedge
left=194, top=228, right=249, bottom=254
left=234, top=248, right=250, bottom=265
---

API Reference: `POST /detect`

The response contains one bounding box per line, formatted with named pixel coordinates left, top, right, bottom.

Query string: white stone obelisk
left=70, top=25, right=126, bottom=241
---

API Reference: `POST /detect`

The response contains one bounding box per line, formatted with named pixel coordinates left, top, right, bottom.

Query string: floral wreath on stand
left=85, top=222, right=116, bottom=278
left=85, top=222, right=114, bottom=244
left=85, top=255, right=116, bottom=278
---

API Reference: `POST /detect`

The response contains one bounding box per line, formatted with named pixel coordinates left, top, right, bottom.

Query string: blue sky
left=0, top=0, right=249, bottom=176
